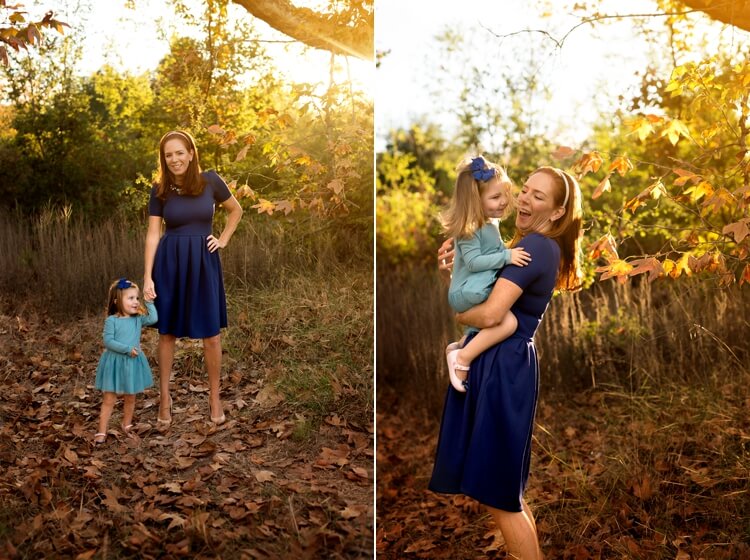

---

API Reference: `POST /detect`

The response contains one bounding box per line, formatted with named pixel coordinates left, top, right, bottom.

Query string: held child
left=93, top=278, right=158, bottom=444
left=441, top=156, right=531, bottom=392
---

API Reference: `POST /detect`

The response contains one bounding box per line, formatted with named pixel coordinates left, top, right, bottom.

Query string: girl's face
left=481, top=179, right=510, bottom=219
left=119, top=287, right=141, bottom=316
left=515, top=171, right=565, bottom=234
left=163, top=138, right=193, bottom=181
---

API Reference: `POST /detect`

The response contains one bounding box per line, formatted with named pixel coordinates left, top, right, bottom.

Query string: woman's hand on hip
left=207, top=235, right=226, bottom=253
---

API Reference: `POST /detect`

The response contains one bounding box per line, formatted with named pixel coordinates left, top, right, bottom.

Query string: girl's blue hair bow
left=117, top=278, right=132, bottom=290
left=470, top=156, right=497, bottom=182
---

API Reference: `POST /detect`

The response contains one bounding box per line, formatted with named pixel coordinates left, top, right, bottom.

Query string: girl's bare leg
left=97, top=392, right=117, bottom=436
left=122, top=394, right=136, bottom=429
left=158, top=334, right=176, bottom=422
left=203, top=334, right=223, bottom=419
left=487, top=504, right=541, bottom=560
left=455, top=312, right=518, bottom=376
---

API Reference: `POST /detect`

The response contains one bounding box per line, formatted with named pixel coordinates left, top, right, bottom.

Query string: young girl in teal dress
left=94, top=278, right=158, bottom=444
left=441, top=156, right=531, bottom=392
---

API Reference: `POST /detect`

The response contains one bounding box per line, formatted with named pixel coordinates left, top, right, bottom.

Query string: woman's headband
left=559, top=170, right=571, bottom=208
left=164, top=130, right=192, bottom=145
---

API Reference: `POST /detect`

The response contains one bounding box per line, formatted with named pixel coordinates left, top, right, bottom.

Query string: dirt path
left=0, top=310, right=373, bottom=559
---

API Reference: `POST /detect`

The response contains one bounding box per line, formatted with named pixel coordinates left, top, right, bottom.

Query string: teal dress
left=95, top=302, right=158, bottom=394
left=448, top=221, right=512, bottom=313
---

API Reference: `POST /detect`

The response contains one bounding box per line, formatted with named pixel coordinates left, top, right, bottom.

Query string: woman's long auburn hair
left=155, top=130, right=206, bottom=200
left=515, top=166, right=584, bottom=292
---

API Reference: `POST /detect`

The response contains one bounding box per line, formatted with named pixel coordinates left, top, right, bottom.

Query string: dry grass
left=377, top=266, right=750, bottom=404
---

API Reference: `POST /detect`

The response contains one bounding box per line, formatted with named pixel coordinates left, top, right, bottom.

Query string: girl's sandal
left=446, top=349, right=470, bottom=393
left=94, top=433, right=107, bottom=445
left=121, top=424, right=134, bottom=434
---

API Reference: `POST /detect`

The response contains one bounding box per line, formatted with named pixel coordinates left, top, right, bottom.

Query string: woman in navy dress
left=429, top=167, right=583, bottom=559
left=143, top=130, right=243, bottom=428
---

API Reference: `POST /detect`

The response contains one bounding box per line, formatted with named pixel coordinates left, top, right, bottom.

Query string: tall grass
left=377, top=266, right=750, bottom=411
left=0, top=209, right=371, bottom=316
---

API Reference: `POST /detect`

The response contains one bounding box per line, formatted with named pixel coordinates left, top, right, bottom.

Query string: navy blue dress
left=148, top=170, right=231, bottom=339
left=429, top=233, right=560, bottom=512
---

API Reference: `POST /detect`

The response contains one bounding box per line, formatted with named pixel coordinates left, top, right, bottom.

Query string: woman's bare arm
left=456, top=277, right=523, bottom=329
left=143, top=216, right=162, bottom=298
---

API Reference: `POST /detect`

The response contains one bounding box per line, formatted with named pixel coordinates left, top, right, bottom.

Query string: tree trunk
left=231, top=0, right=373, bottom=61
left=679, top=0, right=750, bottom=32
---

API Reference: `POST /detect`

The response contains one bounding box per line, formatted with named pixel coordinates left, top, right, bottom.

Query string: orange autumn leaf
left=723, top=218, right=750, bottom=243
left=609, top=155, right=633, bottom=176
left=592, top=174, right=612, bottom=200
left=573, top=151, right=603, bottom=177
left=551, top=145, right=576, bottom=160
left=627, top=257, right=663, bottom=282
left=588, top=233, right=619, bottom=261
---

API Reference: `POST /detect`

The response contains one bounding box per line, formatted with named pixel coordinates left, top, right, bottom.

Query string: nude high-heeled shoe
left=209, top=400, right=226, bottom=425
left=157, top=396, right=173, bottom=428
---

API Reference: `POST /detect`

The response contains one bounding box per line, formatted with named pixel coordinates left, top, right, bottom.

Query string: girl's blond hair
left=106, top=279, right=147, bottom=316
left=440, top=156, right=515, bottom=240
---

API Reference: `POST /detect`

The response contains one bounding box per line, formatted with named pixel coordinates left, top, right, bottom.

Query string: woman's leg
left=97, top=392, right=117, bottom=436
left=122, top=394, right=136, bottom=429
left=158, top=334, right=176, bottom=422
left=203, top=334, right=224, bottom=419
left=487, top=504, right=541, bottom=560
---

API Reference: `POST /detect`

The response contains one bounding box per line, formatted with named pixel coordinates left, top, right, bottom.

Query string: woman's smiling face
left=515, top=170, right=565, bottom=235
left=163, top=138, right=193, bottom=182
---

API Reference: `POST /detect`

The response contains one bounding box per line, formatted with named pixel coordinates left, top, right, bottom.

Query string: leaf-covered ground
left=377, top=378, right=750, bottom=559
left=0, top=304, right=373, bottom=559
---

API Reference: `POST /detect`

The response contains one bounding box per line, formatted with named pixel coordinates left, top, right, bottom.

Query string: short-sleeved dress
left=148, top=170, right=231, bottom=339
left=95, top=302, right=158, bottom=394
left=429, top=233, right=561, bottom=512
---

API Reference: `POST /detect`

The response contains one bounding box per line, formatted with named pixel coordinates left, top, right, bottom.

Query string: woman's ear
left=550, top=206, right=566, bottom=223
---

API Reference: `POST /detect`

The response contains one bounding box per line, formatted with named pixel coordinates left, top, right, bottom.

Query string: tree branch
left=231, top=0, right=373, bottom=61
left=481, top=4, right=747, bottom=49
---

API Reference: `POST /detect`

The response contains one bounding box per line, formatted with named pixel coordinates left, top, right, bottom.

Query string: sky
left=374, top=0, right=742, bottom=151
left=25, top=0, right=371, bottom=92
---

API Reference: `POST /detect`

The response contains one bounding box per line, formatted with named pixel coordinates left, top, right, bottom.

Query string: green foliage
left=572, top=52, right=750, bottom=286
left=376, top=148, right=441, bottom=265
left=0, top=0, right=370, bottom=245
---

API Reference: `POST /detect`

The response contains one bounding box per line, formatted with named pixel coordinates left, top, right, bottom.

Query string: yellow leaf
left=661, top=119, right=691, bottom=146
left=595, top=259, right=633, bottom=283
left=252, top=198, right=275, bottom=215
left=683, top=181, right=713, bottom=202
left=207, top=124, right=225, bottom=135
